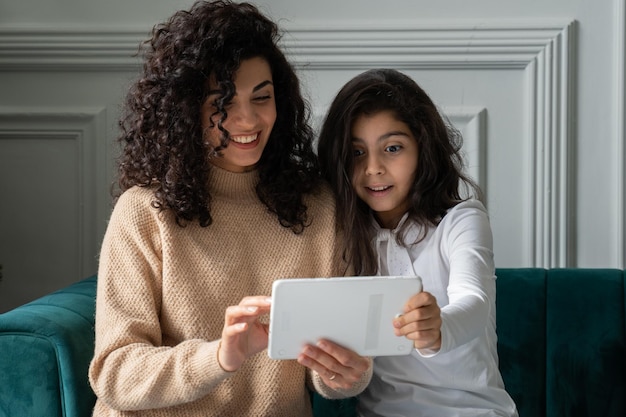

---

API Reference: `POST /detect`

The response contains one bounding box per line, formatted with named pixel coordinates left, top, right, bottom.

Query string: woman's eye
left=353, top=148, right=364, bottom=157
left=253, top=95, right=272, bottom=102
left=386, top=145, right=402, bottom=153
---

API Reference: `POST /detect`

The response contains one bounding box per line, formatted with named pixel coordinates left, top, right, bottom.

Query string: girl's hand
left=297, top=339, right=370, bottom=390
left=393, top=291, right=442, bottom=351
left=218, top=296, right=272, bottom=372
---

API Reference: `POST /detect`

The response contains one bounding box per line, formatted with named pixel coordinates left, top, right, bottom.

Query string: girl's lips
left=367, top=185, right=391, bottom=192
left=365, top=185, right=393, bottom=196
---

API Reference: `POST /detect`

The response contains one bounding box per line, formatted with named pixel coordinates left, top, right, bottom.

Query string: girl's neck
left=374, top=210, right=409, bottom=230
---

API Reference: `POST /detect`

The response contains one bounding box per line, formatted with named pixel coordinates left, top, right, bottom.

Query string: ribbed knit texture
left=88, top=166, right=360, bottom=416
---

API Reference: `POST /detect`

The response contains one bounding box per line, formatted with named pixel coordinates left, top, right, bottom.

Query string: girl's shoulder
left=446, top=198, right=488, bottom=217
left=432, top=199, right=491, bottom=233
left=437, top=198, right=492, bottom=240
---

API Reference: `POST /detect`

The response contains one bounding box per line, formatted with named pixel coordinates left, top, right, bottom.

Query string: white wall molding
left=0, top=27, right=145, bottom=71
left=0, top=20, right=576, bottom=267
left=282, top=20, right=574, bottom=70
left=0, top=107, right=108, bottom=276
left=443, top=107, right=487, bottom=193
left=286, top=21, right=576, bottom=267
left=614, top=0, right=626, bottom=268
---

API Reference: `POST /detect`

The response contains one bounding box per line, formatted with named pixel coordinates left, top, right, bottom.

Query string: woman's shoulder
left=301, top=182, right=337, bottom=228
left=304, top=182, right=336, bottom=210
left=115, top=185, right=157, bottom=207
left=111, top=185, right=162, bottom=221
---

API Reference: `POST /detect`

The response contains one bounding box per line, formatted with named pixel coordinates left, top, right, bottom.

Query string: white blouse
left=357, top=199, right=518, bottom=417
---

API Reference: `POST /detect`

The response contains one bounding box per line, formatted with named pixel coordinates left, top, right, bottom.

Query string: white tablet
left=267, top=275, right=422, bottom=360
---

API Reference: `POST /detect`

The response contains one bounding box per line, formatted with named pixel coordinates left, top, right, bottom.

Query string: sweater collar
left=208, top=165, right=259, bottom=200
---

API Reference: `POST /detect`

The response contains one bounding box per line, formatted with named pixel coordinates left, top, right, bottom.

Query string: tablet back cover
left=268, top=276, right=422, bottom=359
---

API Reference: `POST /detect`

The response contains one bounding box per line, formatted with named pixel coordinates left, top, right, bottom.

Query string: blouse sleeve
left=431, top=200, right=496, bottom=355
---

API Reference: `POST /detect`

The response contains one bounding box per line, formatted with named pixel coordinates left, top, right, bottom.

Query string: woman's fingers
left=297, top=340, right=369, bottom=389
left=219, top=295, right=272, bottom=371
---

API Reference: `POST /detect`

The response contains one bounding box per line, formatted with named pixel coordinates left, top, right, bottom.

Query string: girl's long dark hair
left=317, top=69, right=482, bottom=275
left=116, top=0, right=318, bottom=232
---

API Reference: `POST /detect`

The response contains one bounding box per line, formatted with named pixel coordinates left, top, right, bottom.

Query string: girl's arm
left=392, top=201, right=495, bottom=356
left=437, top=201, right=495, bottom=354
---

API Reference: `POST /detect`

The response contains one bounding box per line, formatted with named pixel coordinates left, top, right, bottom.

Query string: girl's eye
left=385, top=145, right=402, bottom=153
left=353, top=148, right=365, bottom=157
left=253, top=94, right=272, bottom=102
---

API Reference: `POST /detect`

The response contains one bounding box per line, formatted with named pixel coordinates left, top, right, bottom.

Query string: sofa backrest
left=495, top=268, right=625, bottom=417
left=0, top=276, right=97, bottom=417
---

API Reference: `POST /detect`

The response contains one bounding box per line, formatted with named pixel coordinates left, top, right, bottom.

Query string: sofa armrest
left=0, top=276, right=97, bottom=417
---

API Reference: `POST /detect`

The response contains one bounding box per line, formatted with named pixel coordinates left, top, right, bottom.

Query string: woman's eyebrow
left=253, top=80, right=273, bottom=92
left=207, top=80, right=273, bottom=98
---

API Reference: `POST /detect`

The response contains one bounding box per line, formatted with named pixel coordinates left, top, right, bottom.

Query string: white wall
left=0, top=0, right=624, bottom=312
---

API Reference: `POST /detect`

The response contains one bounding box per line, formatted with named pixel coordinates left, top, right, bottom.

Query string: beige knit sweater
left=88, top=166, right=370, bottom=416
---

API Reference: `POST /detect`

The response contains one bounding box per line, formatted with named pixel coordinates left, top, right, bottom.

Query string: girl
left=317, top=69, right=518, bottom=417
left=88, top=2, right=371, bottom=416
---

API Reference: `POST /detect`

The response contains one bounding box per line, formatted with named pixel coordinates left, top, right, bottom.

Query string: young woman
left=88, top=2, right=371, bottom=416
left=317, top=68, right=518, bottom=417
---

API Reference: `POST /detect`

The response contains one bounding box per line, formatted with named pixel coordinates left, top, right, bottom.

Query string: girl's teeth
left=370, top=186, right=389, bottom=191
left=231, top=134, right=257, bottom=144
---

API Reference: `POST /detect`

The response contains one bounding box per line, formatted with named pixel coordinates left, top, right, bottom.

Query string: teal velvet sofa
left=0, top=269, right=624, bottom=417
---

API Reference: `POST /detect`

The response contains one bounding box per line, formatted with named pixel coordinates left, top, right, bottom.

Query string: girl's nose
left=365, top=155, right=384, bottom=175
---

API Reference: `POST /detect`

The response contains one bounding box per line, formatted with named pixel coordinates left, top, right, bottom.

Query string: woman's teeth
left=231, top=134, right=257, bottom=144
left=369, top=185, right=390, bottom=191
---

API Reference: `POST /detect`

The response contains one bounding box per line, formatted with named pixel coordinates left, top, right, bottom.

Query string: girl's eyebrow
left=351, top=131, right=411, bottom=143
left=207, top=80, right=274, bottom=97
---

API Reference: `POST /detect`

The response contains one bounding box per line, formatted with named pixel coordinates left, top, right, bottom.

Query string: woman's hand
left=297, top=339, right=370, bottom=390
left=394, top=291, right=442, bottom=351
left=218, top=295, right=272, bottom=372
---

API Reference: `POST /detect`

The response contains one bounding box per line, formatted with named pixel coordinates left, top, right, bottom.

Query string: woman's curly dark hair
left=116, top=0, right=319, bottom=233
left=317, top=69, right=482, bottom=275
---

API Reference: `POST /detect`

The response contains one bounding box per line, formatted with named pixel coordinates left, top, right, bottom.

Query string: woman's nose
left=229, top=103, right=256, bottom=128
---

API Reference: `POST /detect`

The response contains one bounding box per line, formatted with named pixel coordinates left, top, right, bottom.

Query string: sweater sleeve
left=431, top=200, right=496, bottom=356
left=88, top=188, right=230, bottom=410
left=309, top=357, right=373, bottom=399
